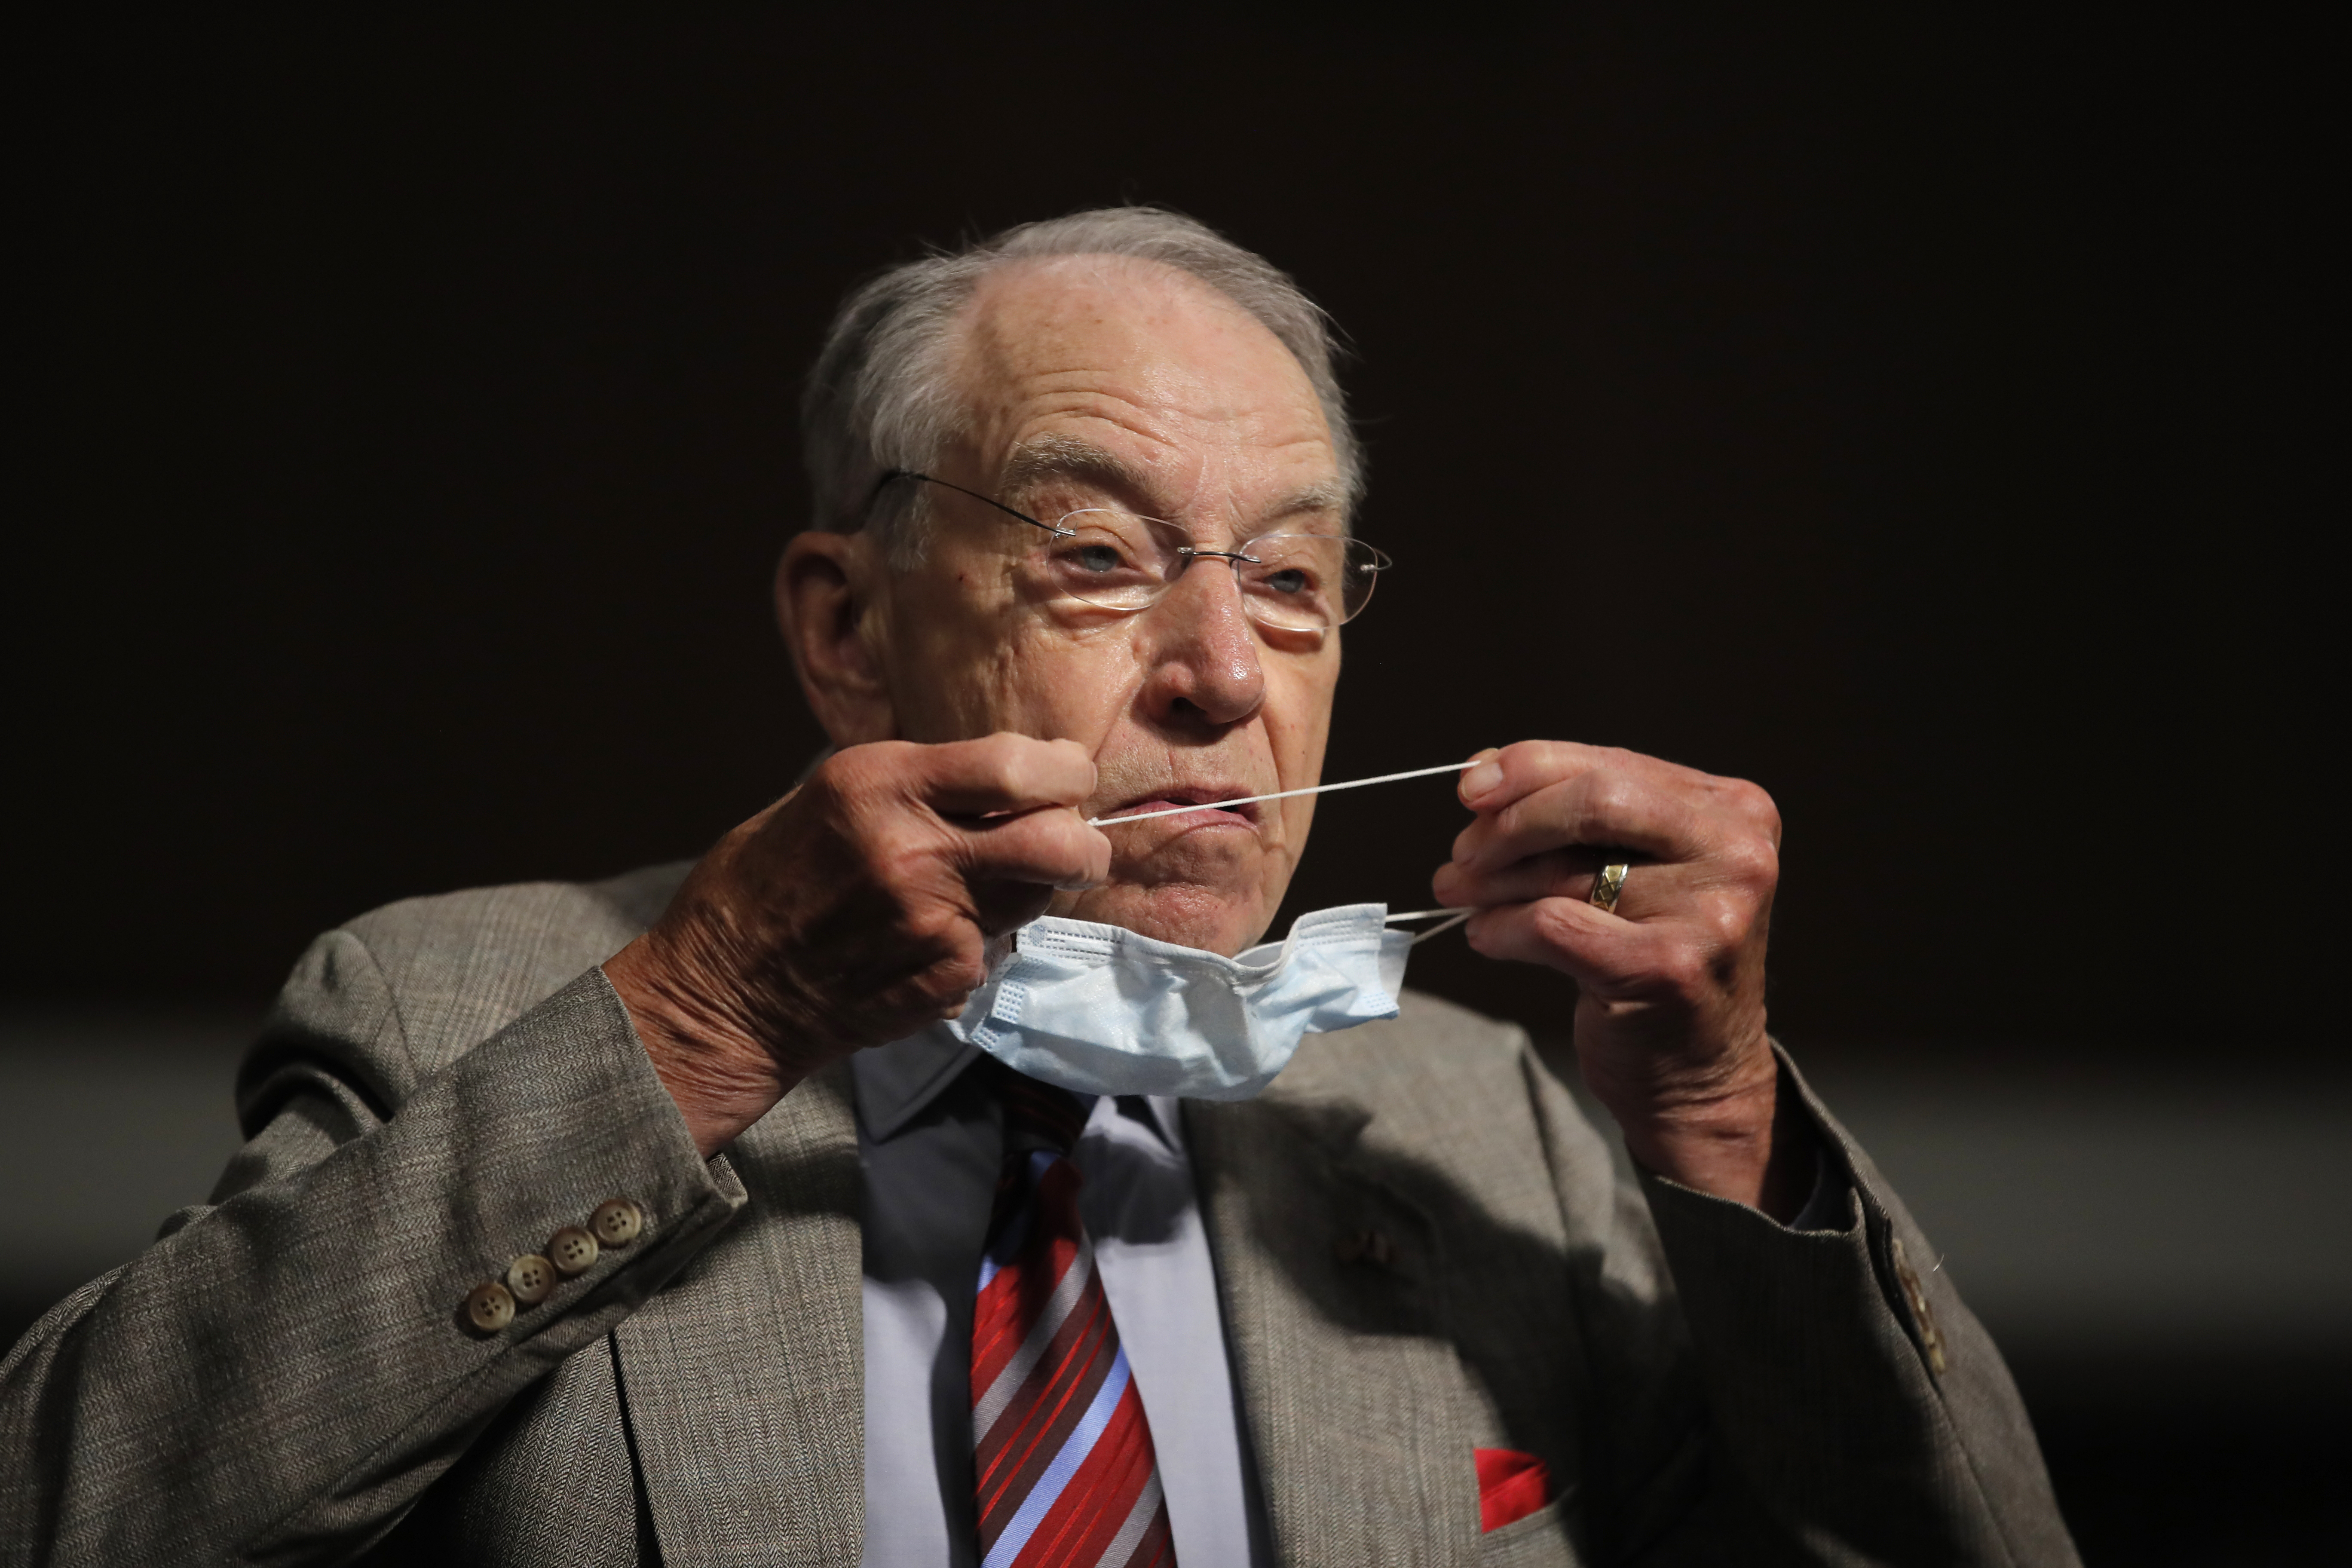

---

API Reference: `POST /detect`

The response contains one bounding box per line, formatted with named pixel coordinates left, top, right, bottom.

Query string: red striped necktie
left=971, top=1060, right=1178, bottom=1568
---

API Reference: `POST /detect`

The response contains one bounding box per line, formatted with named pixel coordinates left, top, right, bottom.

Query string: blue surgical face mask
left=941, top=903, right=1417, bottom=1100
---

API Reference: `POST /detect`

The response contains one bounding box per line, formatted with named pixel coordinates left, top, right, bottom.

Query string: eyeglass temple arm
left=871, top=469, right=1073, bottom=538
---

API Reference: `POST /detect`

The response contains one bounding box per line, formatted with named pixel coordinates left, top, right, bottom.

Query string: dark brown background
left=10, top=12, right=2338, bottom=1558
left=15, top=11, right=2323, bottom=1050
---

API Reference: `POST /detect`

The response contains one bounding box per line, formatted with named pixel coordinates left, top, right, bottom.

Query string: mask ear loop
left=1384, top=907, right=1474, bottom=945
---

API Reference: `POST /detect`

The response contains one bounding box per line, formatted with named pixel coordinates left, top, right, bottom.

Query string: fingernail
left=1461, top=760, right=1502, bottom=799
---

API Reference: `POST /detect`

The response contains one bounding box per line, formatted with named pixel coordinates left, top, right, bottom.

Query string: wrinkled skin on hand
left=1432, top=740, right=1810, bottom=1216
left=606, top=735, right=1108, bottom=1155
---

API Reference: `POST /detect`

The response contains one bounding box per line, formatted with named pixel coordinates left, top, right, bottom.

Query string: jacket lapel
left=613, top=1060, right=865, bottom=1567
left=1189, top=1078, right=1484, bottom=1568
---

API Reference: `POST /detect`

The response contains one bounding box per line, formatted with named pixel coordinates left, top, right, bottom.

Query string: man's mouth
left=1099, top=787, right=1262, bottom=827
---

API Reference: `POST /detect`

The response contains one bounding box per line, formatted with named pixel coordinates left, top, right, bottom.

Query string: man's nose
left=1139, top=558, right=1266, bottom=727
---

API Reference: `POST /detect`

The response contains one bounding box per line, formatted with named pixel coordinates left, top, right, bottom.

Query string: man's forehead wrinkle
left=953, top=259, right=1344, bottom=534
left=965, top=262, right=1315, bottom=413
left=995, top=393, right=1335, bottom=483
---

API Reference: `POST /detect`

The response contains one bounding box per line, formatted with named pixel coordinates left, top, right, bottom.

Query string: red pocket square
left=1474, top=1447, right=1551, bottom=1533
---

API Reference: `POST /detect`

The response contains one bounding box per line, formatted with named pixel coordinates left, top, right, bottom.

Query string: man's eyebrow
left=998, top=434, right=1351, bottom=529
left=997, top=435, right=1157, bottom=508
left=1264, top=479, right=1349, bottom=524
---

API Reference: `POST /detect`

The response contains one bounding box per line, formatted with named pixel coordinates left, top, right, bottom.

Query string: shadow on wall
left=3, top=1010, right=2346, bottom=1561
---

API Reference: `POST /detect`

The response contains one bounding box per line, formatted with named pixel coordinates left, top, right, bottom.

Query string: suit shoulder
left=333, top=861, right=693, bottom=1072
left=339, top=860, right=692, bottom=965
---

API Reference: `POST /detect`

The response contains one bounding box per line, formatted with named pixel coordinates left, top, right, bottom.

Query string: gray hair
left=800, top=206, right=1360, bottom=564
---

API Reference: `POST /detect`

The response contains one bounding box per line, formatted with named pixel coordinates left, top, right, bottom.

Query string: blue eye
left=1075, top=545, right=1123, bottom=573
left=1265, top=569, right=1309, bottom=595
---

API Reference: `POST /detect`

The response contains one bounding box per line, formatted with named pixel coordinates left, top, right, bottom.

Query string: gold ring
left=1591, top=862, right=1630, bottom=914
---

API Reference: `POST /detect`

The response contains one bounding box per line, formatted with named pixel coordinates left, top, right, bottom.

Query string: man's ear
left=775, top=530, right=897, bottom=745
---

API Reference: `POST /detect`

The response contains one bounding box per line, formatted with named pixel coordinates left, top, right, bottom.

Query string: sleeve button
left=505, top=1254, right=555, bottom=1305
left=590, top=1198, right=645, bottom=1246
left=1890, top=1236, right=1949, bottom=1375
left=464, top=1281, right=517, bottom=1332
left=548, top=1225, right=600, bottom=1276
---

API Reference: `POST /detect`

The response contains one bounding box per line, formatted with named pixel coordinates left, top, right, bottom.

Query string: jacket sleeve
left=1535, top=1044, right=2080, bottom=1567
left=0, top=927, right=746, bottom=1568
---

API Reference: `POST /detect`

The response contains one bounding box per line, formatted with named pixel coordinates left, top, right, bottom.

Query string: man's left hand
left=1430, top=740, right=1812, bottom=1218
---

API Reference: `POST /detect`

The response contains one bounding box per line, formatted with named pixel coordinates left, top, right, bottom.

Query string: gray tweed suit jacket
left=0, top=864, right=2077, bottom=1567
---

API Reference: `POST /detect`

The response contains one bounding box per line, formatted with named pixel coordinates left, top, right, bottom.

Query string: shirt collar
left=852, top=1024, right=982, bottom=1142
left=850, top=1025, right=1183, bottom=1150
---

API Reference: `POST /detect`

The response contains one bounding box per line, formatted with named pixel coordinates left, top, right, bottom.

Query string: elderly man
left=1, top=208, right=2076, bottom=1566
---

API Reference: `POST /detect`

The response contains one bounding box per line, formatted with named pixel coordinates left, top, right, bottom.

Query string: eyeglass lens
left=1029, top=508, right=1384, bottom=631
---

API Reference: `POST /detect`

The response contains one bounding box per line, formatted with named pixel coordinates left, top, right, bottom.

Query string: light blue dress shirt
left=854, top=1027, right=1272, bottom=1568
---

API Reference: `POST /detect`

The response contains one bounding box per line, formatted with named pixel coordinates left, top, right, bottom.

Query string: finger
left=1433, top=847, right=1691, bottom=916
left=1458, top=739, right=1716, bottom=812
left=1462, top=896, right=1667, bottom=985
left=950, top=806, right=1112, bottom=891
left=1463, top=739, right=1783, bottom=851
left=1454, top=746, right=1505, bottom=803
left=967, top=878, right=1059, bottom=937
left=916, top=733, right=1098, bottom=816
left=1452, top=769, right=1705, bottom=874
left=1458, top=741, right=1589, bottom=812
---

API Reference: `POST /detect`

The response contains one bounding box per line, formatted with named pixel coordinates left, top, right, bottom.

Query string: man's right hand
left=603, top=734, right=1108, bottom=1156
